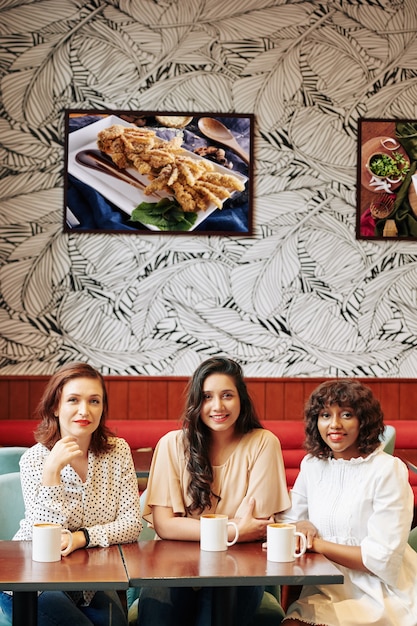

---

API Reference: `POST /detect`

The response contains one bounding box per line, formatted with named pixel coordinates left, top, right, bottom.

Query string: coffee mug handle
left=226, top=521, right=239, bottom=546
left=60, top=529, right=73, bottom=556
left=294, top=531, right=307, bottom=558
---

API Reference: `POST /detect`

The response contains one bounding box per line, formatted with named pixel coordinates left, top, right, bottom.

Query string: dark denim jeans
left=137, top=585, right=264, bottom=626
left=0, top=590, right=126, bottom=626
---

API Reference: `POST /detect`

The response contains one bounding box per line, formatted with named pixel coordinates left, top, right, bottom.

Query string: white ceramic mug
left=200, top=514, right=239, bottom=552
left=266, top=522, right=307, bottom=562
left=32, top=523, right=73, bottom=562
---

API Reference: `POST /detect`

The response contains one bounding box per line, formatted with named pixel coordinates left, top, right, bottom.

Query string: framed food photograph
left=64, top=109, right=254, bottom=235
left=356, top=118, right=417, bottom=240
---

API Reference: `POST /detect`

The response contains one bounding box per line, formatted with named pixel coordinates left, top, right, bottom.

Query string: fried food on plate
left=97, top=124, right=245, bottom=212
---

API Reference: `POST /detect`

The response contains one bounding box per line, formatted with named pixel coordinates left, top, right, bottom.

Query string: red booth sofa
left=0, top=419, right=415, bottom=506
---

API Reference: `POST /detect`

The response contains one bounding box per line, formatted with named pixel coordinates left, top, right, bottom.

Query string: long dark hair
left=304, top=379, right=384, bottom=459
left=182, top=356, right=262, bottom=514
left=34, top=362, right=114, bottom=454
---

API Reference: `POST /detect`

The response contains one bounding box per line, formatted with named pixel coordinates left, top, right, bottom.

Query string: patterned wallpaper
left=1, top=0, right=417, bottom=377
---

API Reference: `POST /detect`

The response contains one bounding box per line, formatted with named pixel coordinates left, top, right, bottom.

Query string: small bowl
left=366, top=152, right=405, bottom=183
left=155, top=115, right=193, bottom=128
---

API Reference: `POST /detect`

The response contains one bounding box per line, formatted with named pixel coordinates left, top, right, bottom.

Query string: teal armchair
left=380, top=425, right=396, bottom=455
left=408, top=526, right=417, bottom=551
left=0, top=447, right=28, bottom=475
left=0, top=472, right=25, bottom=540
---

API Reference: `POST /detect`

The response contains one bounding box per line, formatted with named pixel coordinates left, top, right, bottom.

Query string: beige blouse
left=143, top=428, right=290, bottom=527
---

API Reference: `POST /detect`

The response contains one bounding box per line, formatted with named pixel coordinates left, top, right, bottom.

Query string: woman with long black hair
left=137, top=356, right=290, bottom=626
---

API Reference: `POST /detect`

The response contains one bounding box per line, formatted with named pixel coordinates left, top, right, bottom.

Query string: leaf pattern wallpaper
left=1, top=0, right=417, bottom=377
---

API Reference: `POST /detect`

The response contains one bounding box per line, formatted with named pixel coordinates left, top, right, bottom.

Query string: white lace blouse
left=281, top=447, right=417, bottom=626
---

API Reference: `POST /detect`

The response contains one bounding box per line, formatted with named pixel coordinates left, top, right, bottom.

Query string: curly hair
left=34, top=362, right=115, bottom=455
left=182, top=356, right=262, bottom=514
left=304, top=379, right=385, bottom=459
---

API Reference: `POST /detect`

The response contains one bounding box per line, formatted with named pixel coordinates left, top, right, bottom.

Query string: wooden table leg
left=13, top=591, right=37, bottom=626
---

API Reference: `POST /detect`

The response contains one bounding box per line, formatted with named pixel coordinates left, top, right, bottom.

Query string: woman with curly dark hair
left=279, top=379, right=417, bottom=626
left=303, top=379, right=385, bottom=459
left=138, top=356, right=290, bottom=626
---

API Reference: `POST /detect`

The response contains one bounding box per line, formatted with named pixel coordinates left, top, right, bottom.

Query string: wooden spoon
left=197, top=118, right=250, bottom=164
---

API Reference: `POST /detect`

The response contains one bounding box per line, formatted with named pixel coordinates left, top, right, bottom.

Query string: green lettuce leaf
left=129, top=198, right=198, bottom=231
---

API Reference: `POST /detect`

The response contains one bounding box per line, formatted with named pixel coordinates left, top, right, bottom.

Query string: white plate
left=66, top=115, right=247, bottom=232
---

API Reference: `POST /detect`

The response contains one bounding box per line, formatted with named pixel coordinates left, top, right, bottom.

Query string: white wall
left=1, top=0, right=417, bottom=376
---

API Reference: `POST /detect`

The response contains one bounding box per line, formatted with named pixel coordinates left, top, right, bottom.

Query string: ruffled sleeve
left=232, top=429, right=290, bottom=518
left=361, top=454, right=413, bottom=587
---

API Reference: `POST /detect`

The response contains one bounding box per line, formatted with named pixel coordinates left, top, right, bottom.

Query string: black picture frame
left=64, top=109, right=254, bottom=235
left=356, top=118, right=417, bottom=240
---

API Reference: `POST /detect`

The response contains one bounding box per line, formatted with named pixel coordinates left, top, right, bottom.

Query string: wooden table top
left=0, top=541, right=128, bottom=591
left=121, top=540, right=344, bottom=588
left=131, top=448, right=153, bottom=477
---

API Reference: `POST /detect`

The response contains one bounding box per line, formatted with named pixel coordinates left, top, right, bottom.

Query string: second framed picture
left=64, top=110, right=254, bottom=235
left=357, top=118, right=417, bottom=240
